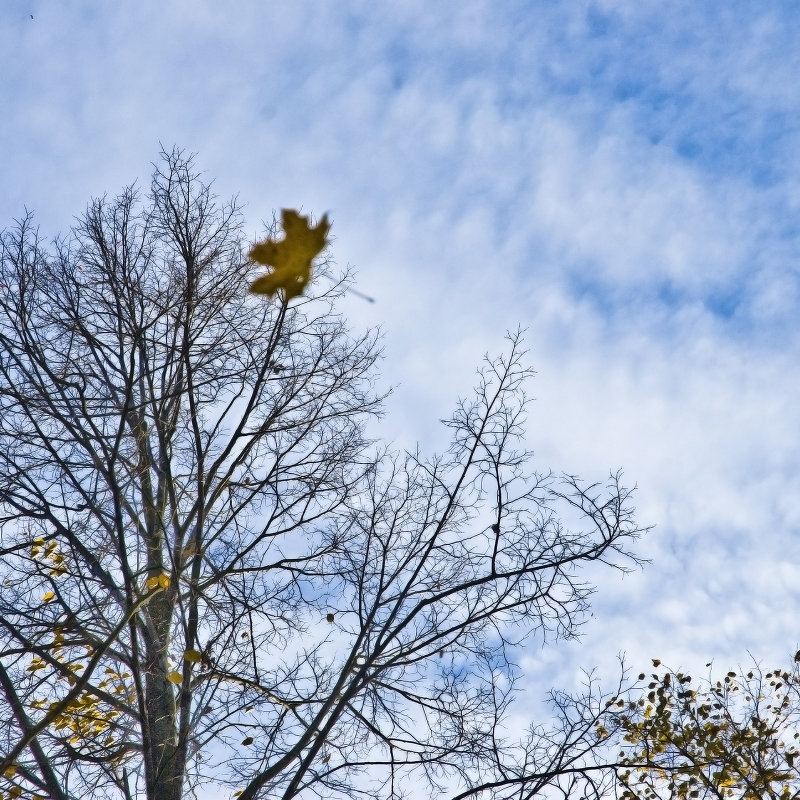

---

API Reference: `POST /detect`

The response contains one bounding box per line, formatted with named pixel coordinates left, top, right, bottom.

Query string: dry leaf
left=249, top=209, right=330, bottom=301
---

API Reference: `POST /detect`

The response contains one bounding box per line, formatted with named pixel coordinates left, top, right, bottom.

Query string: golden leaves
left=249, top=209, right=330, bottom=301
left=167, top=670, right=183, bottom=685
left=31, top=538, right=68, bottom=577
left=183, top=649, right=202, bottom=664
left=614, top=660, right=800, bottom=800
left=145, top=573, right=170, bottom=591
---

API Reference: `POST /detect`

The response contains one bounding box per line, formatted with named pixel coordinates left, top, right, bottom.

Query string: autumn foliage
left=607, top=655, right=800, bottom=799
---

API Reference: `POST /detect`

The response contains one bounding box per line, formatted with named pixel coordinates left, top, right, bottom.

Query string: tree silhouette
left=0, top=148, right=650, bottom=800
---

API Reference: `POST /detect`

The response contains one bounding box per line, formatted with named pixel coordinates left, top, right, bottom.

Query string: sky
left=2, top=0, right=800, bottom=782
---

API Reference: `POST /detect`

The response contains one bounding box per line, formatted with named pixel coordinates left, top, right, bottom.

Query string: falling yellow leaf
left=42, top=591, right=55, bottom=603
left=183, top=649, right=202, bottom=664
left=167, top=670, right=183, bottom=685
left=249, top=209, right=330, bottom=301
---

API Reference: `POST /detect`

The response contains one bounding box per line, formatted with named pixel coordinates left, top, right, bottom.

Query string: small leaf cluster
left=604, top=656, right=800, bottom=799
left=1, top=763, right=45, bottom=800
left=31, top=537, right=68, bottom=582
left=25, top=630, right=134, bottom=755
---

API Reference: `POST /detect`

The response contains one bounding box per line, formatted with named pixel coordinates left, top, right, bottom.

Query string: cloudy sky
left=2, top=0, right=800, bottom=739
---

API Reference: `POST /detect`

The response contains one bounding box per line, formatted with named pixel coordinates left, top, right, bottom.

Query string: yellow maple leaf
left=248, top=209, right=330, bottom=301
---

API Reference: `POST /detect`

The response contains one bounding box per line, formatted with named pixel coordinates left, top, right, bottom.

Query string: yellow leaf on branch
left=183, top=649, right=202, bottom=664
left=146, top=573, right=170, bottom=590
left=168, top=670, right=183, bottom=685
left=248, top=209, right=330, bottom=301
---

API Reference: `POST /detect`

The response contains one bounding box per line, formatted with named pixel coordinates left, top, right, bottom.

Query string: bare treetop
left=0, top=148, right=651, bottom=800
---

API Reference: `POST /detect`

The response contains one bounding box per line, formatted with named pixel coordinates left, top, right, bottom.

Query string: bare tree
left=0, top=148, right=650, bottom=800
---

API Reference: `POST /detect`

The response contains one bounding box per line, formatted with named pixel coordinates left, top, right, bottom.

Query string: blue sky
left=3, top=0, right=800, bottom=763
